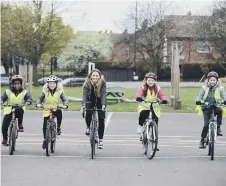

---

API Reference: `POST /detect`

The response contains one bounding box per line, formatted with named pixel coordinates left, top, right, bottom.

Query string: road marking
left=105, top=112, right=113, bottom=130
left=2, top=143, right=226, bottom=149
left=1, top=154, right=226, bottom=159
left=19, top=133, right=226, bottom=139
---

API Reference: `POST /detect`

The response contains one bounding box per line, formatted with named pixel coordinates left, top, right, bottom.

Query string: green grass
left=0, top=86, right=200, bottom=113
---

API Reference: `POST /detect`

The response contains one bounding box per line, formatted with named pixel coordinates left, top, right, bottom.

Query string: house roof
left=164, top=15, right=211, bottom=38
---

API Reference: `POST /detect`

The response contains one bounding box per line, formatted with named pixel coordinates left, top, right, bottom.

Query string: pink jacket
left=136, top=86, right=167, bottom=101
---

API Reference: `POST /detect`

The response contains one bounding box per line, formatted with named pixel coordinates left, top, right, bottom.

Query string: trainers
left=57, top=128, right=61, bottom=135
left=2, top=138, right=8, bottom=146
left=199, top=138, right=205, bottom=149
left=18, top=124, right=24, bottom=132
left=85, top=127, right=90, bottom=136
left=137, top=125, right=143, bottom=134
left=42, top=140, right=46, bottom=149
left=98, top=140, right=103, bottom=149
left=217, top=127, right=223, bottom=136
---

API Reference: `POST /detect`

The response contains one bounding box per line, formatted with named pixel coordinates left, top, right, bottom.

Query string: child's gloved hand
left=162, top=100, right=167, bottom=104
left=196, top=101, right=201, bottom=105
left=136, top=97, right=143, bottom=102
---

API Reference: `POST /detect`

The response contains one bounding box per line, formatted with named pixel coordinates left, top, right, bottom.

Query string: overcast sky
left=6, top=0, right=216, bottom=33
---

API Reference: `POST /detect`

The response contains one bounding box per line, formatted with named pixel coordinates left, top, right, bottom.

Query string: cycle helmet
left=47, top=75, right=58, bottom=83
left=207, top=71, right=219, bottom=79
left=145, top=72, right=157, bottom=80
left=11, top=75, right=23, bottom=84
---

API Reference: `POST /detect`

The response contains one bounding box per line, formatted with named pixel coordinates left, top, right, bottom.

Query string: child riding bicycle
left=42, top=75, right=64, bottom=135
left=1, top=75, right=33, bottom=145
left=36, top=75, right=68, bottom=149
left=135, top=72, right=168, bottom=140
left=196, top=71, right=226, bottom=148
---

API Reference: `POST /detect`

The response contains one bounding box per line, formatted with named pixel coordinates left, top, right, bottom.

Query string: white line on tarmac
left=2, top=143, right=226, bottom=149
left=105, top=112, right=113, bottom=130
left=1, top=154, right=226, bottom=159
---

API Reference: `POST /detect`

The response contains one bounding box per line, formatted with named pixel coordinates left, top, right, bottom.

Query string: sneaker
left=42, top=140, right=46, bottom=149
left=98, top=140, right=103, bottom=149
left=57, top=128, right=61, bottom=135
left=2, top=138, right=8, bottom=146
left=217, top=127, right=223, bottom=136
left=137, top=125, right=143, bottom=134
left=199, top=138, right=205, bottom=149
left=18, top=124, right=24, bottom=132
left=85, top=127, right=90, bottom=136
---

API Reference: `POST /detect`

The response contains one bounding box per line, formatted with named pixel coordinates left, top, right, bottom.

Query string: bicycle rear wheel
left=8, top=121, right=17, bottom=155
left=90, top=120, right=96, bottom=159
left=146, top=122, right=158, bottom=160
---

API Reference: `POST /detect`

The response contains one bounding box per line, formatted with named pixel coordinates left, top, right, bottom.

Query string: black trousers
left=2, top=108, right=24, bottom=139
left=43, top=109, right=62, bottom=139
left=139, top=109, right=158, bottom=126
left=85, top=100, right=105, bottom=139
left=201, top=107, right=222, bottom=138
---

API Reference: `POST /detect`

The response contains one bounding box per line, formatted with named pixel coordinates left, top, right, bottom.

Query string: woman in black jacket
left=82, top=69, right=106, bottom=149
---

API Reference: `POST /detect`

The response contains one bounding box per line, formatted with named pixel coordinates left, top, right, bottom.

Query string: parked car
left=0, top=76, right=10, bottom=86
left=61, top=78, right=85, bottom=87
left=38, top=77, right=63, bottom=86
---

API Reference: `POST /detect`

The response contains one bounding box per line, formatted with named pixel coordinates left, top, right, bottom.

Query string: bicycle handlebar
left=200, top=102, right=225, bottom=107
left=2, top=103, right=25, bottom=107
left=36, top=105, right=66, bottom=110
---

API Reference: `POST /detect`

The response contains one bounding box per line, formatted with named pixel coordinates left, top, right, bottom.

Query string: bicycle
left=139, top=100, right=160, bottom=160
left=37, top=106, right=64, bottom=156
left=2, top=103, right=25, bottom=155
left=201, top=102, right=225, bottom=160
left=83, top=105, right=103, bottom=159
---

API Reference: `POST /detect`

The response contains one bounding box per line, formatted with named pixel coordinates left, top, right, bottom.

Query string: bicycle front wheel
left=210, top=129, right=215, bottom=160
left=146, top=122, right=158, bottom=160
left=8, top=121, right=17, bottom=155
left=51, top=123, right=57, bottom=153
left=90, top=120, right=96, bottom=159
left=45, top=124, right=51, bottom=157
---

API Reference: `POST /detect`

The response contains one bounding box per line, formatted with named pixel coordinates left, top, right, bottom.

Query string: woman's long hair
left=83, top=69, right=103, bottom=97
left=141, top=83, right=158, bottom=97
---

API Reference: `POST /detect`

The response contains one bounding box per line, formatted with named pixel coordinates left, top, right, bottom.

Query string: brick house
left=163, top=14, right=221, bottom=65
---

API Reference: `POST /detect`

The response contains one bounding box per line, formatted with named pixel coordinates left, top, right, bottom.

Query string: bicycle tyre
left=51, top=123, right=56, bottom=153
left=210, top=129, right=214, bottom=160
left=45, top=124, right=51, bottom=156
left=147, top=122, right=158, bottom=160
left=8, top=121, right=17, bottom=155
left=142, top=124, right=148, bottom=155
left=90, top=120, right=96, bottom=159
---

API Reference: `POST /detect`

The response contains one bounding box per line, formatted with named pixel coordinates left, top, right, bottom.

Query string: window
left=197, top=41, right=211, bottom=54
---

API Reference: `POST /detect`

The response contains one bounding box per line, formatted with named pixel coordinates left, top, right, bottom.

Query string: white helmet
left=47, top=75, right=58, bottom=83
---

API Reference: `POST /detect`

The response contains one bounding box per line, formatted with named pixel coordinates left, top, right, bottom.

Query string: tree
left=125, top=1, right=172, bottom=74
left=1, top=1, right=74, bottom=83
left=193, top=1, right=226, bottom=70
left=58, top=32, right=113, bottom=73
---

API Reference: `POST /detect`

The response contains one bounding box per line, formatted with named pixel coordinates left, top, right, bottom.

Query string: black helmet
left=207, top=71, right=219, bottom=79
left=145, top=72, right=157, bottom=80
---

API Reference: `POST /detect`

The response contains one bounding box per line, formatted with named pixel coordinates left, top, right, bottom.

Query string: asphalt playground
left=1, top=111, right=226, bottom=186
